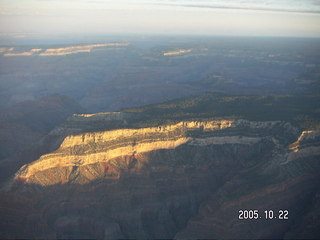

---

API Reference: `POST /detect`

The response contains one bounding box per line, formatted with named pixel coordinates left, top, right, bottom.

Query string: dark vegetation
left=123, top=93, right=320, bottom=130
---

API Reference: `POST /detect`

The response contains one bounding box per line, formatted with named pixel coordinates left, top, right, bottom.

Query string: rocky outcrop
left=3, top=118, right=319, bottom=239
left=289, top=130, right=320, bottom=152
left=286, top=130, right=320, bottom=162
left=14, top=120, right=295, bottom=186
left=175, top=130, right=320, bottom=239
left=2, top=43, right=129, bottom=57
left=163, top=49, right=192, bottom=56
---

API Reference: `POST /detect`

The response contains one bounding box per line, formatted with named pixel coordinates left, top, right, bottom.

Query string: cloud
left=149, top=0, right=320, bottom=14
left=3, top=0, right=320, bottom=15
left=173, top=4, right=320, bottom=14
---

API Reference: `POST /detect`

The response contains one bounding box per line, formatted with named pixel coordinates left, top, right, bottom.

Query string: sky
left=0, top=0, right=320, bottom=37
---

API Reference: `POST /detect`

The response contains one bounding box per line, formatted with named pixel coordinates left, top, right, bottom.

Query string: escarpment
left=15, top=119, right=297, bottom=186
left=175, top=130, right=320, bottom=239
left=5, top=115, right=320, bottom=239
left=286, top=130, right=320, bottom=162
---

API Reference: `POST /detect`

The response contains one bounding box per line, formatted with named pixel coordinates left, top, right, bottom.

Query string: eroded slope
left=4, top=108, right=320, bottom=239
left=15, top=119, right=293, bottom=186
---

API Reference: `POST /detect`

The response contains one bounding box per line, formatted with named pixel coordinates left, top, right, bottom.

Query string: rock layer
left=4, top=119, right=319, bottom=239
left=175, top=130, right=320, bottom=239
left=15, top=120, right=293, bottom=185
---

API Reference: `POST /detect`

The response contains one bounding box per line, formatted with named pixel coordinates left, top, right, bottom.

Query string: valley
left=0, top=36, right=319, bottom=239
left=0, top=91, right=319, bottom=239
left=1, top=37, right=319, bottom=112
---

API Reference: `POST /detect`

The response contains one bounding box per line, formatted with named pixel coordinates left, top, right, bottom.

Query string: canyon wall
left=2, top=120, right=319, bottom=239
left=15, top=120, right=293, bottom=186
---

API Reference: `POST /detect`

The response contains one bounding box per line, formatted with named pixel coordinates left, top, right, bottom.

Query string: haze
left=1, top=0, right=320, bottom=37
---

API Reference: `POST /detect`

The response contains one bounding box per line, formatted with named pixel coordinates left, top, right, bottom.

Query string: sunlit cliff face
left=15, top=120, right=234, bottom=183
left=163, top=49, right=192, bottom=56
left=2, top=43, right=129, bottom=57
left=7, top=116, right=320, bottom=239
left=287, top=130, right=320, bottom=162
left=14, top=119, right=303, bottom=186
left=39, top=43, right=129, bottom=56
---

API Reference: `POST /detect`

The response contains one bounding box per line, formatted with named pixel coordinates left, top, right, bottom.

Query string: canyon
left=1, top=36, right=319, bottom=239
left=1, top=111, right=319, bottom=239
